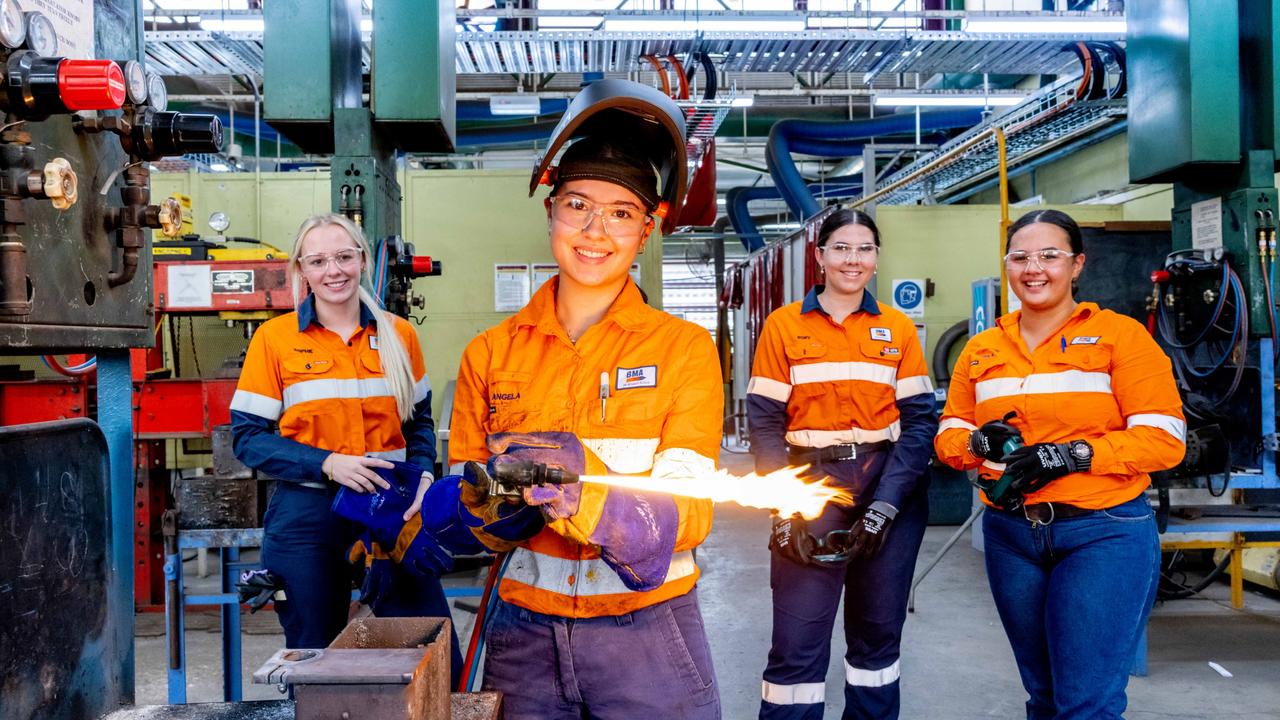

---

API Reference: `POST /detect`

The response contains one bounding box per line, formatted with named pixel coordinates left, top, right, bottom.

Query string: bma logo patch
left=1070, top=336, right=1101, bottom=345
left=870, top=327, right=892, bottom=342
left=616, top=365, right=658, bottom=390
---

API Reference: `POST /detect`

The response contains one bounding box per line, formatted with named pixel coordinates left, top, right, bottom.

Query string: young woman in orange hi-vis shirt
left=448, top=80, right=723, bottom=719
left=935, top=209, right=1186, bottom=719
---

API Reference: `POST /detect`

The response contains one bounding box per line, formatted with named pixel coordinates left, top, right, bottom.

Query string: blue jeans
left=983, top=495, right=1160, bottom=720
left=482, top=590, right=720, bottom=719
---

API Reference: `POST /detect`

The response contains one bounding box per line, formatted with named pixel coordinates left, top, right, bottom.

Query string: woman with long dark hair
left=935, top=209, right=1186, bottom=718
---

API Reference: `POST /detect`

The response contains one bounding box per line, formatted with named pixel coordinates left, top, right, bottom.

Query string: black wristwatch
left=1068, top=440, right=1094, bottom=472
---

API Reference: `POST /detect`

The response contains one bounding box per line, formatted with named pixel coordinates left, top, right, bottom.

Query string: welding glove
left=769, top=512, right=817, bottom=566
left=333, top=461, right=485, bottom=576
left=236, top=568, right=286, bottom=613
left=459, top=462, right=547, bottom=553
left=969, top=412, right=1021, bottom=462
left=488, top=431, right=679, bottom=591
left=1004, top=440, right=1092, bottom=494
left=845, top=501, right=897, bottom=561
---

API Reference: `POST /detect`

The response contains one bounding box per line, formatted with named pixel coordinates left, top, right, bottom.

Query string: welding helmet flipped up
left=530, top=78, right=688, bottom=235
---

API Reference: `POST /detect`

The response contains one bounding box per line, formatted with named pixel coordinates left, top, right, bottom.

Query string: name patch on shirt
left=369, top=335, right=380, bottom=349
left=616, top=365, right=658, bottom=390
left=1070, top=336, right=1101, bottom=345
left=870, top=327, right=892, bottom=342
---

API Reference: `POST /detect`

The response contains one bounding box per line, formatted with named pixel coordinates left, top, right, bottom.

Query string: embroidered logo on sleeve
left=1070, top=336, right=1101, bottom=345
left=616, top=365, right=658, bottom=390
left=870, top=327, right=892, bottom=342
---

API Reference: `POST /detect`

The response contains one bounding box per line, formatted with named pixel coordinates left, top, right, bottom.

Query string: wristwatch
left=1068, top=440, right=1093, bottom=472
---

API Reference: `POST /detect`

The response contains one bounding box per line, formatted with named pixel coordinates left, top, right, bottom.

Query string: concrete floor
left=135, top=452, right=1280, bottom=719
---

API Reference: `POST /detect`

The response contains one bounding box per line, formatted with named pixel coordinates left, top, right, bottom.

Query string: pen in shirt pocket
left=1060, top=336, right=1067, bottom=353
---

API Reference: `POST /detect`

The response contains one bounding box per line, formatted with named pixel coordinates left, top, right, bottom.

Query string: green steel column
left=331, top=108, right=401, bottom=243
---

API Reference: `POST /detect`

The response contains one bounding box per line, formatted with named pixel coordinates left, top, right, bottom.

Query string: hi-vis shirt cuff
left=747, top=376, right=791, bottom=403
left=230, top=390, right=282, bottom=421
left=1126, top=413, right=1187, bottom=443
left=413, top=375, right=432, bottom=405
left=937, top=417, right=977, bottom=434
left=895, top=374, right=934, bottom=400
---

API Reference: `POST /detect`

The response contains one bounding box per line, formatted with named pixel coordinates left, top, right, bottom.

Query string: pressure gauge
left=208, top=211, right=230, bottom=234
left=146, top=71, right=167, bottom=111
left=122, top=60, right=147, bottom=104
left=0, top=0, right=26, bottom=50
left=24, top=11, right=55, bottom=56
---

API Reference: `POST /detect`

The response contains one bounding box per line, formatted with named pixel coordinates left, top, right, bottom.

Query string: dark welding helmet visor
left=530, top=79, right=688, bottom=235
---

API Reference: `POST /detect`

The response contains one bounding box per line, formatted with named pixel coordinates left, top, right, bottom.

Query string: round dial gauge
left=122, top=60, right=147, bottom=104
left=208, top=211, right=230, bottom=234
left=0, top=0, right=27, bottom=50
left=146, top=72, right=167, bottom=111
left=24, top=11, right=55, bottom=55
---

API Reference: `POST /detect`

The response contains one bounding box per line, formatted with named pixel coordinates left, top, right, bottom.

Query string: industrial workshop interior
left=5, top=1, right=1280, bottom=719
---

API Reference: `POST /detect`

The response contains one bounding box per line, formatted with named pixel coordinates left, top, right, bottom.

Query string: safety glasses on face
left=550, top=194, right=650, bottom=238
left=1004, top=248, right=1076, bottom=270
left=821, top=242, right=878, bottom=263
left=299, top=247, right=363, bottom=273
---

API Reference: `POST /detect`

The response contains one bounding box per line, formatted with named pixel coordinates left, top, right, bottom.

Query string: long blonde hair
left=288, top=214, right=417, bottom=422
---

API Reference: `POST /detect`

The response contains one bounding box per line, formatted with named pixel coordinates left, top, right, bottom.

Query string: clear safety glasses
left=1003, top=248, right=1076, bottom=270
left=299, top=247, right=363, bottom=273
left=821, top=242, right=879, bottom=263
left=550, top=194, right=651, bottom=238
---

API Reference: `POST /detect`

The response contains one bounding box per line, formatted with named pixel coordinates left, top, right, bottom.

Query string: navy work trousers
left=760, top=450, right=928, bottom=720
left=262, top=481, right=463, bottom=687
left=983, top=495, right=1160, bottom=719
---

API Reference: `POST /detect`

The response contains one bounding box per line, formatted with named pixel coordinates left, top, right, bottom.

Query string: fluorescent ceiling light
left=151, top=0, right=250, bottom=10
left=209, top=162, right=231, bottom=172
left=603, top=16, right=804, bottom=32
left=730, top=96, right=754, bottom=107
left=199, top=17, right=263, bottom=31
left=874, top=93, right=1025, bottom=107
left=490, top=95, right=543, bottom=116
left=964, top=17, right=1126, bottom=34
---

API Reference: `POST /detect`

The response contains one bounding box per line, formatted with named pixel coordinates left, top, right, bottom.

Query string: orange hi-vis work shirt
left=450, top=276, right=723, bottom=618
left=231, top=299, right=433, bottom=483
left=746, top=288, right=937, bottom=508
left=935, top=302, right=1186, bottom=509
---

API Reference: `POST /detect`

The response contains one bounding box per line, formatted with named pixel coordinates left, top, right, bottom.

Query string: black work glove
left=969, top=412, right=1021, bottom=461
left=236, top=568, right=285, bottom=613
left=1004, top=440, right=1092, bottom=494
left=846, top=501, right=897, bottom=561
left=769, top=512, right=817, bottom=566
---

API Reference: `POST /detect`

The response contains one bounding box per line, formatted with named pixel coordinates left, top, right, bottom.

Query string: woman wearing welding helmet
left=935, top=209, right=1185, bottom=718
left=747, top=208, right=938, bottom=720
left=448, top=79, right=723, bottom=719
left=230, top=214, right=461, bottom=678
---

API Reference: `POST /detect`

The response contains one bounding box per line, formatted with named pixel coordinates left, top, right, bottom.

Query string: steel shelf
left=143, top=28, right=1113, bottom=79
left=859, top=76, right=1126, bottom=206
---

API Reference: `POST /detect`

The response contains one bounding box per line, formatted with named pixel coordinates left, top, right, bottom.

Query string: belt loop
left=614, top=611, right=634, bottom=627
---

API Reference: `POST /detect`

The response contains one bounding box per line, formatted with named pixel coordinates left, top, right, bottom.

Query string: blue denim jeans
left=983, top=495, right=1160, bottom=720
left=482, top=589, right=720, bottom=720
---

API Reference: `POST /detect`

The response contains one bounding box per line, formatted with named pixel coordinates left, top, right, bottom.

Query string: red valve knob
left=1150, top=270, right=1170, bottom=284
left=57, top=59, right=125, bottom=111
left=411, top=256, right=435, bottom=275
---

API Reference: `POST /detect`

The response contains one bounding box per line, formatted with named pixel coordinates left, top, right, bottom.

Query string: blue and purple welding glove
left=486, top=431, right=678, bottom=591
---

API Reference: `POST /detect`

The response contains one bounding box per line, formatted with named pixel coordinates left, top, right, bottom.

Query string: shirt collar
left=513, top=275, right=654, bottom=338
left=297, top=294, right=378, bottom=332
left=996, top=301, right=1098, bottom=334
left=801, top=285, right=881, bottom=317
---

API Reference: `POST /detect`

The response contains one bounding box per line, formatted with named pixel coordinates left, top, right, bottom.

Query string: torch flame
left=577, top=465, right=851, bottom=519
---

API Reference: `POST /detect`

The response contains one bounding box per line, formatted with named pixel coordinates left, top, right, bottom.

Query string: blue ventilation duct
left=765, top=109, right=985, bottom=221
left=728, top=177, right=863, bottom=251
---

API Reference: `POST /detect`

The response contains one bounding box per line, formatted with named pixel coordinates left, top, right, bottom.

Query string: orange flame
left=578, top=465, right=850, bottom=519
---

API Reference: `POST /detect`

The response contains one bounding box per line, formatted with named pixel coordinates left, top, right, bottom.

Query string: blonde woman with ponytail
left=231, top=213, right=453, bottom=657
